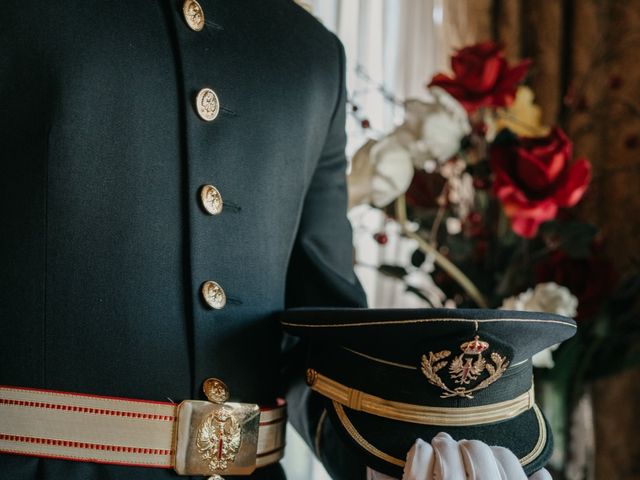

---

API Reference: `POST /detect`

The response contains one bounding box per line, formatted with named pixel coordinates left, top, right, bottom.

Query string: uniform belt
left=0, top=385, right=287, bottom=476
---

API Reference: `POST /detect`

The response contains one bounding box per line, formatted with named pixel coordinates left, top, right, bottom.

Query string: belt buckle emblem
left=174, top=380, right=260, bottom=476
left=196, top=405, right=242, bottom=471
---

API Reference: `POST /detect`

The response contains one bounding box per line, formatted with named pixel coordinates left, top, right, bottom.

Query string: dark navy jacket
left=0, top=1, right=367, bottom=478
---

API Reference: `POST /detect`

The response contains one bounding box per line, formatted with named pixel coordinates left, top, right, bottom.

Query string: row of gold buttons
left=183, top=0, right=226, bottom=311
left=185, top=3, right=231, bottom=429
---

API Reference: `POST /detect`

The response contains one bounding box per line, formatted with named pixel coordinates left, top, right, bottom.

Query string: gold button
left=201, top=280, right=226, bottom=309
left=200, top=185, right=223, bottom=215
left=195, top=88, right=220, bottom=122
left=203, top=378, right=230, bottom=404
left=183, top=0, right=205, bottom=32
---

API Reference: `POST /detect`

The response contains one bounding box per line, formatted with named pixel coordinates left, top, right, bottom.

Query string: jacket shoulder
left=257, top=0, right=344, bottom=67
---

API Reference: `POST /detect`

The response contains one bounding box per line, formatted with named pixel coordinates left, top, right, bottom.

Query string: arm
left=283, top=35, right=369, bottom=479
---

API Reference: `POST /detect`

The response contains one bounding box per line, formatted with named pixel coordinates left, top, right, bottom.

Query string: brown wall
left=455, top=0, right=640, bottom=478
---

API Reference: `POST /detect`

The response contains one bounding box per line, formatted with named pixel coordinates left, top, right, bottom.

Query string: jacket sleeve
left=282, top=35, right=369, bottom=480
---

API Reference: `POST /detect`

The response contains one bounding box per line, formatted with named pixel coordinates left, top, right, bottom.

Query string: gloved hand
left=366, top=432, right=552, bottom=480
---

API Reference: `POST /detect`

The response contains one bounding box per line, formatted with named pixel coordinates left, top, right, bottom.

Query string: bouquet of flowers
left=348, top=41, right=640, bottom=477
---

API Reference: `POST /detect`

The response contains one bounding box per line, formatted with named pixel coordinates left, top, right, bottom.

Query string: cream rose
left=408, top=87, right=471, bottom=169
left=348, top=135, right=414, bottom=208
left=501, top=282, right=578, bottom=368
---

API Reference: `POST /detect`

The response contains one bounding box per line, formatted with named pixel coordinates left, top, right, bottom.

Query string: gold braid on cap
left=307, top=369, right=534, bottom=427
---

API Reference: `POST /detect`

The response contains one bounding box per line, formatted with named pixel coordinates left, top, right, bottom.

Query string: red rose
left=490, top=127, right=591, bottom=238
left=429, top=41, right=531, bottom=112
left=535, top=248, right=617, bottom=320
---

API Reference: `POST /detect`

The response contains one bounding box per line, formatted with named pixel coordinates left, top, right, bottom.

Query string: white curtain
left=310, top=0, right=451, bottom=153
left=307, top=0, right=459, bottom=310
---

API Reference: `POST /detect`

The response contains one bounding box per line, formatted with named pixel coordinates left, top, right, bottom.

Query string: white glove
left=366, top=432, right=552, bottom=480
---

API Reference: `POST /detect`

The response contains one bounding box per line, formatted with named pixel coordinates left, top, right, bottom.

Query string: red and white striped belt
left=0, top=382, right=287, bottom=477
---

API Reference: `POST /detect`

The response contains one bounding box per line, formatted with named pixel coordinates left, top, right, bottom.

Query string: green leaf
left=446, top=235, right=473, bottom=262
left=411, top=249, right=427, bottom=268
left=378, top=264, right=409, bottom=279
left=539, top=336, right=584, bottom=388
left=539, top=221, right=598, bottom=258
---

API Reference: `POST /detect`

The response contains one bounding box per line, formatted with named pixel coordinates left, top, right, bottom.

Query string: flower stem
left=395, top=195, right=489, bottom=308
left=430, top=205, right=446, bottom=245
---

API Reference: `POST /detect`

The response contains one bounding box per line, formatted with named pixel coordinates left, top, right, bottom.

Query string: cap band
left=308, top=370, right=535, bottom=427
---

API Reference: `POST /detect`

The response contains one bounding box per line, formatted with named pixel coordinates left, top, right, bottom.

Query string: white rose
left=500, top=288, right=534, bottom=312
left=531, top=345, right=560, bottom=369
left=501, top=282, right=578, bottom=369
left=369, top=135, right=414, bottom=207
left=532, top=282, right=579, bottom=317
left=408, top=87, right=471, bottom=169
left=402, top=99, right=431, bottom=138
left=501, top=282, right=578, bottom=318
left=348, top=135, right=414, bottom=209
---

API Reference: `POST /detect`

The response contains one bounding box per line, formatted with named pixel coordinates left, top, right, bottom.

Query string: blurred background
left=283, top=1, right=640, bottom=479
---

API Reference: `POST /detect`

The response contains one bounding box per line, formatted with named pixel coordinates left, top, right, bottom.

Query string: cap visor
left=325, top=399, right=552, bottom=478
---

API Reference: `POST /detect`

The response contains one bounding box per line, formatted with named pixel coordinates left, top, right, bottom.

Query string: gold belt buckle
left=173, top=379, right=260, bottom=477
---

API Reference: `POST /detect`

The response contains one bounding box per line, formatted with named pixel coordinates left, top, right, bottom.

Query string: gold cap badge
left=420, top=336, right=509, bottom=399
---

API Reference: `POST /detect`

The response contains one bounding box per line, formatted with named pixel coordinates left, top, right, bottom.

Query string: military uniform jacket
left=0, top=1, right=367, bottom=478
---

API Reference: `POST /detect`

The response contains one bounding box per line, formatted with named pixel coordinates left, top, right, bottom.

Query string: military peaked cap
left=281, top=308, right=577, bottom=477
